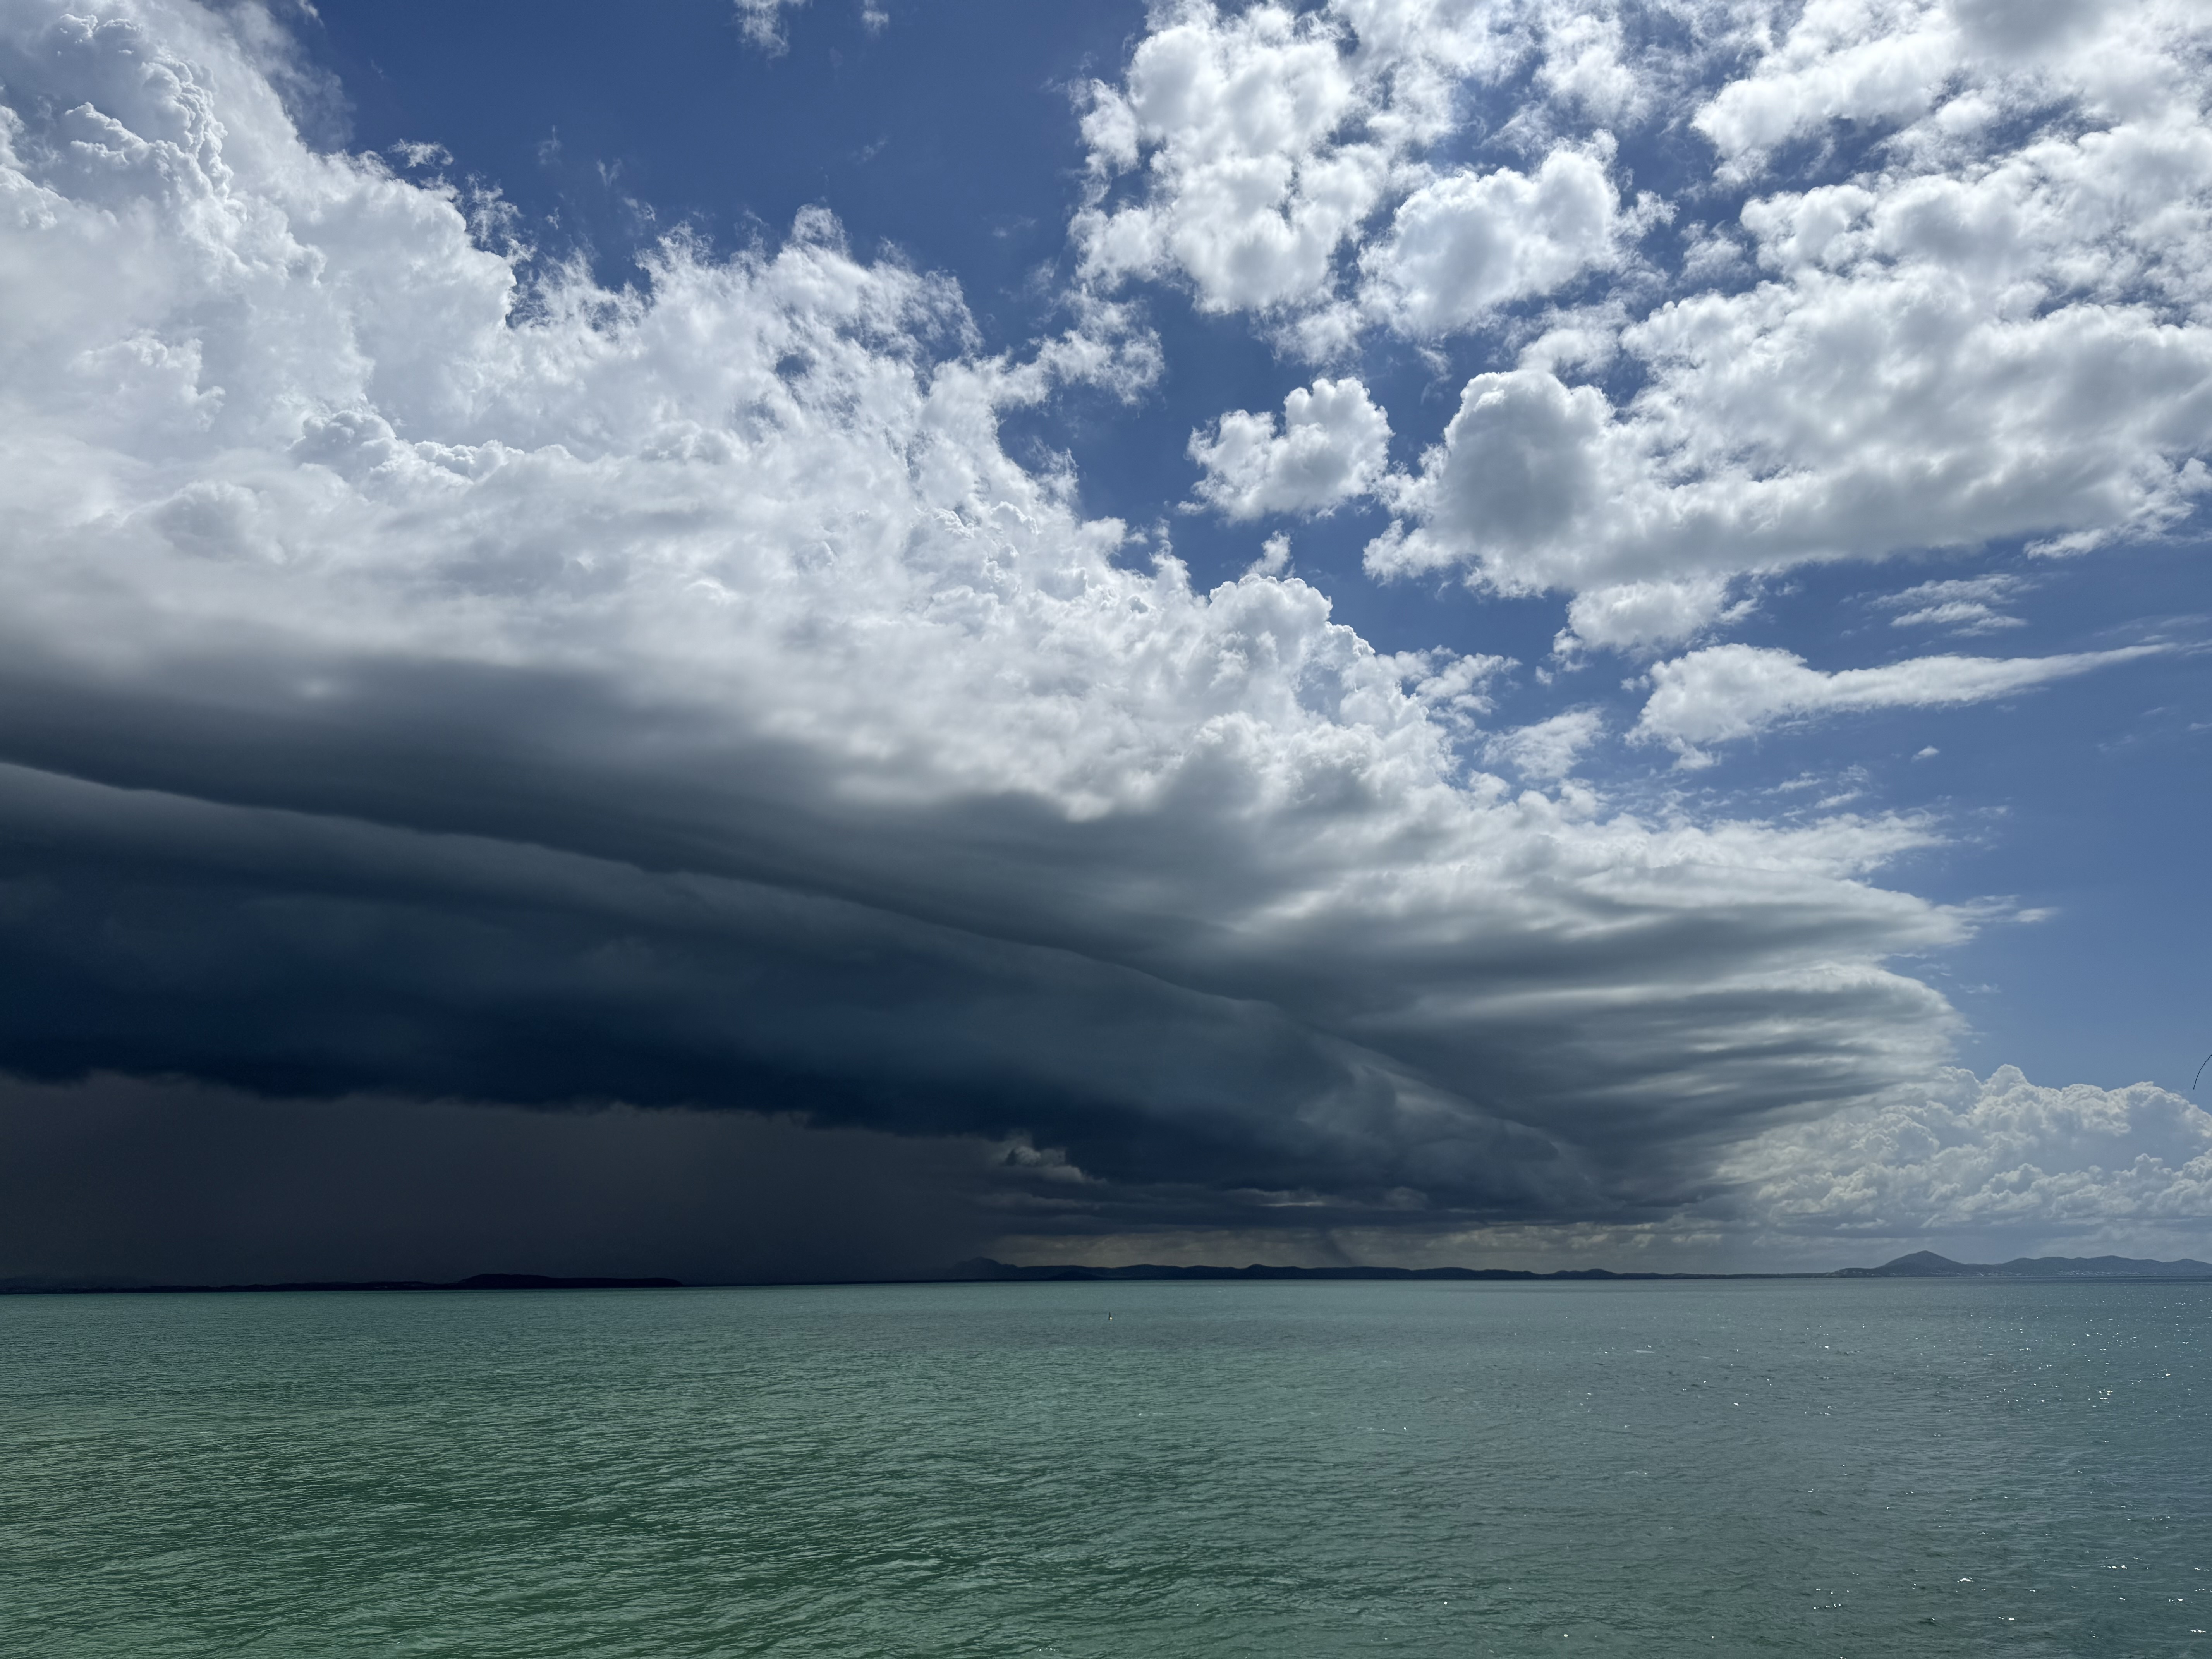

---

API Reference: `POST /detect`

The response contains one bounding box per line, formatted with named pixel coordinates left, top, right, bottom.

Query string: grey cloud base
left=0, top=1073, right=1000, bottom=1289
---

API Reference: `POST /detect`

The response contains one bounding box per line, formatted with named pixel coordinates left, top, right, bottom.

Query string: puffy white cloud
left=1247, top=531, right=1293, bottom=578
left=1072, top=0, right=1647, bottom=343
left=1369, top=369, right=1614, bottom=580
left=1722, top=1065, right=2212, bottom=1257
left=1379, top=644, right=1511, bottom=731
left=1188, top=376, right=1391, bottom=518
left=1692, top=0, right=1964, bottom=171
left=1073, top=2, right=1390, bottom=315
left=1632, top=642, right=2162, bottom=761
left=1075, top=0, right=2212, bottom=656
left=0, top=0, right=1987, bottom=1232
left=1369, top=276, right=2212, bottom=609
left=1356, top=144, right=1633, bottom=335
left=1556, top=576, right=1742, bottom=657
left=1297, top=0, right=2212, bottom=639
left=1692, top=0, right=2198, bottom=175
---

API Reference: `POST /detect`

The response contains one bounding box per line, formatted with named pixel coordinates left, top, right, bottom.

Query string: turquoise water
left=3, top=1280, right=2207, bottom=1656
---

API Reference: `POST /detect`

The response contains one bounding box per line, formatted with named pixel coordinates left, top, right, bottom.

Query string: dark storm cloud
left=0, top=762, right=1599, bottom=1222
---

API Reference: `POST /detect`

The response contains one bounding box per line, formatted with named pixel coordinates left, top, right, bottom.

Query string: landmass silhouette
left=10, top=1254, right=2210, bottom=1295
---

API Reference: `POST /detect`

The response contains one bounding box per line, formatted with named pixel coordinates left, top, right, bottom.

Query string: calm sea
left=3, top=1280, right=2205, bottom=1655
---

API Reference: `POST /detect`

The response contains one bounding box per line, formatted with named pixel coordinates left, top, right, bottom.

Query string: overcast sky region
left=2, top=0, right=2209, bottom=1283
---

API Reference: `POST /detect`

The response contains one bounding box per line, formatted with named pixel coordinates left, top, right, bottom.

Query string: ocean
left=3, top=1279, right=2205, bottom=1655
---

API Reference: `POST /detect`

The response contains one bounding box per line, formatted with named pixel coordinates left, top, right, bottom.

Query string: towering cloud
left=0, top=0, right=1982, bottom=1257
left=0, top=0, right=2204, bottom=1278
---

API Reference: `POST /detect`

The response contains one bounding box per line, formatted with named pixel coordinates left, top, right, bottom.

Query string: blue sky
left=0, top=0, right=2208, bottom=1281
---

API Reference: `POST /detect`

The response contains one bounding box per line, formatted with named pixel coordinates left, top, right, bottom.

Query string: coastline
left=8, top=1249, right=2210, bottom=1295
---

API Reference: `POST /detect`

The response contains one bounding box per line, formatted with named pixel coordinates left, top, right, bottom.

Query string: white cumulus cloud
left=1199, top=0, right=2212, bottom=644
left=1557, top=576, right=1743, bottom=657
left=1188, top=377, right=1391, bottom=518
left=1073, top=1, right=1391, bottom=316
left=1071, top=1, right=1652, bottom=349
left=1356, top=143, right=1635, bottom=336
left=1723, top=1065, right=2212, bottom=1259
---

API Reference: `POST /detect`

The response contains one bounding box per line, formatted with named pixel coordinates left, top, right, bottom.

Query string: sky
left=1, top=0, right=2209, bottom=1285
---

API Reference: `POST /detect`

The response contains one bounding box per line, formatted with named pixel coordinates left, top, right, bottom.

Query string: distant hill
left=1835, top=1251, right=2212, bottom=1279
left=949, top=1258, right=1716, bottom=1283
left=4, top=1273, right=683, bottom=1296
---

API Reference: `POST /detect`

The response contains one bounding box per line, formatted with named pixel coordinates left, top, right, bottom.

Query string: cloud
left=1369, top=275, right=2212, bottom=607
left=0, top=0, right=1997, bottom=1263
left=1073, top=1, right=1389, bottom=316
left=1555, top=576, right=1744, bottom=657
left=1247, top=531, right=1293, bottom=578
left=1355, top=143, right=1635, bottom=336
left=1720, top=1065, right=2212, bottom=1259
left=1006, top=1062, right=2212, bottom=1268
left=1070, top=1, right=1651, bottom=346
left=1096, top=0, right=2208, bottom=631
left=1690, top=1, right=1963, bottom=171
left=1484, top=708, right=1604, bottom=780
left=733, top=0, right=805, bottom=54
left=1188, top=376, right=1391, bottom=518
left=1874, top=575, right=2030, bottom=634
left=1691, top=0, right=2179, bottom=174
left=1369, top=368, right=1616, bottom=581
left=1632, top=643, right=2161, bottom=760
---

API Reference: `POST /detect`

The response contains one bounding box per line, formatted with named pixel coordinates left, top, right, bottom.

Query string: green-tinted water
left=2, top=1280, right=2205, bottom=1655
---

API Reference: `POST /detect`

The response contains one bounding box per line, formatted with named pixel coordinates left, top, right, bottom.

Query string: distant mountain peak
left=1838, top=1252, right=2212, bottom=1279
left=1885, top=1251, right=1965, bottom=1273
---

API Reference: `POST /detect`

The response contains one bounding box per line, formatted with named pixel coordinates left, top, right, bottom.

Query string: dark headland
left=4, top=1273, right=683, bottom=1296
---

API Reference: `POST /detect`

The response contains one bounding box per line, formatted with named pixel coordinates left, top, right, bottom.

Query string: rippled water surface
left=4, top=1280, right=2208, bottom=1655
